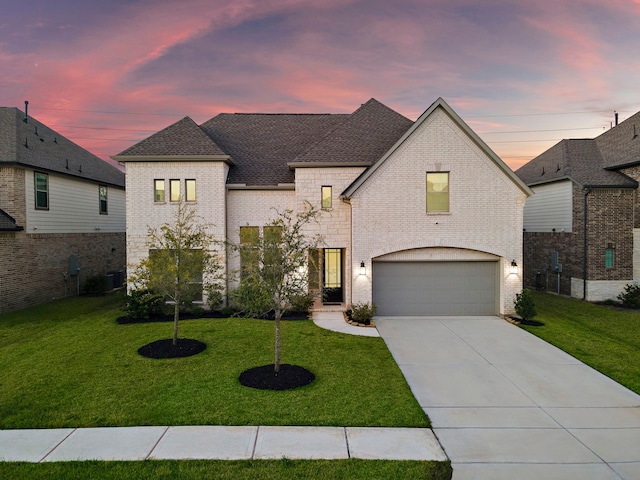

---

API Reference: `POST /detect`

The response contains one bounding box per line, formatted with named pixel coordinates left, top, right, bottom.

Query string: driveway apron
left=375, top=316, right=640, bottom=480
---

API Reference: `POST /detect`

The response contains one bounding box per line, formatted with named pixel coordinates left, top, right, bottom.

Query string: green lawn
left=0, top=292, right=428, bottom=429
left=0, top=293, right=454, bottom=479
left=521, top=291, right=640, bottom=395
left=0, top=459, right=453, bottom=480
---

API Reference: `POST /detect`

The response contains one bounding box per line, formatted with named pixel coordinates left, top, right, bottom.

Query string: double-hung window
left=99, top=185, right=108, bottom=214
left=426, top=172, right=449, bottom=213
left=35, top=172, right=49, bottom=210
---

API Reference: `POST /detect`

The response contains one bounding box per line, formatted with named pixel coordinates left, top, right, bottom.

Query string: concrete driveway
left=375, top=316, right=640, bottom=480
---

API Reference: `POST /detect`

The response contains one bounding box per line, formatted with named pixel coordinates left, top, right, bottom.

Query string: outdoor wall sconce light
left=360, top=261, right=366, bottom=276
left=510, top=260, right=518, bottom=275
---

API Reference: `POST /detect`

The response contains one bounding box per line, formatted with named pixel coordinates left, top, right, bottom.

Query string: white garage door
left=372, top=261, right=498, bottom=316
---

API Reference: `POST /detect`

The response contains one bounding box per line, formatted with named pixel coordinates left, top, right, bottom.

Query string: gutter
left=583, top=187, right=592, bottom=300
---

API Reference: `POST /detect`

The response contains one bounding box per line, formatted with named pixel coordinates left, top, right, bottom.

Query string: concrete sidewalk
left=0, top=426, right=447, bottom=462
left=376, top=316, right=640, bottom=480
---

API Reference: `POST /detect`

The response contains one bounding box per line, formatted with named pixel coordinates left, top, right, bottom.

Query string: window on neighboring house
left=321, top=186, right=332, bottom=209
left=35, top=172, right=49, bottom=210
left=170, top=179, right=180, bottom=202
left=240, top=226, right=260, bottom=278
left=99, top=185, right=108, bottom=214
left=426, top=172, right=449, bottom=212
left=154, top=179, right=165, bottom=202
left=186, top=179, right=196, bottom=202
left=605, top=247, right=615, bottom=268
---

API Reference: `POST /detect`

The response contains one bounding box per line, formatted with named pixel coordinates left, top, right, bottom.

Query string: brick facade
left=0, top=165, right=125, bottom=314
left=523, top=185, right=635, bottom=300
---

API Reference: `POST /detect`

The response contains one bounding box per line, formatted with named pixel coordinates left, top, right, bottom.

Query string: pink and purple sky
left=2, top=0, right=639, bottom=170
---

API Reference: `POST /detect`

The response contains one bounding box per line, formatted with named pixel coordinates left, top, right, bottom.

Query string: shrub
left=618, top=283, right=640, bottom=308
left=126, top=289, right=165, bottom=320
left=82, top=275, right=105, bottom=295
left=228, top=281, right=272, bottom=318
left=205, top=284, right=224, bottom=311
left=514, top=288, right=537, bottom=321
left=288, top=292, right=315, bottom=313
left=349, top=302, right=377, bottom=325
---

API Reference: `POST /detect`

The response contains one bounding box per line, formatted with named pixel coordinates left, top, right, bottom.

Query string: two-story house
left=114, top=98, right=530, bottom=316
left=0, top=105, right=126, bottom=313
left=516, top=110, right=640, bottom=301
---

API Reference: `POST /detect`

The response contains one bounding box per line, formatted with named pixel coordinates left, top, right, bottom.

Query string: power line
left=49, top=124, right=158, bottom=133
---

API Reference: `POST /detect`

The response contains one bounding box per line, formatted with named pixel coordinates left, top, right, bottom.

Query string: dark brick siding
left=0, top=166, right=126, bottom=314
left=523, top=185, right=634, bottom=296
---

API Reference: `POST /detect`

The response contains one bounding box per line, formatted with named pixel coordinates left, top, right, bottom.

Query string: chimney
left=24, top=100, right=29, bottom=123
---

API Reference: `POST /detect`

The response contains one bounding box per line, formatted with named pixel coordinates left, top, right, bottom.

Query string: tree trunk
left=274, top=309, right=281, bottom=373
left=173, top=289, right=180, bottom=346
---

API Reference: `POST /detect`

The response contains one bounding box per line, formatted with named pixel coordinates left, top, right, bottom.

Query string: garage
left=372, top=261, right=498, bottom=316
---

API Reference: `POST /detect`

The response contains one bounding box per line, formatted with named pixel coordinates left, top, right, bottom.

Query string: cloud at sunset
left=1, top=0, right=639, bottom=170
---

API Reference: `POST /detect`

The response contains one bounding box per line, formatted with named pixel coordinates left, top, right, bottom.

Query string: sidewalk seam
left=146, top=426, right=169, bottom=460
left=39, top=428, right=76, bottom=463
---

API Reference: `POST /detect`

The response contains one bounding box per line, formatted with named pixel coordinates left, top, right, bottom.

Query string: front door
left=323, top=248, right=343, bottom=304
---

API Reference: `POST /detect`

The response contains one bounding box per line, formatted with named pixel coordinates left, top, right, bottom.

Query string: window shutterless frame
left=34, top=172, right=49, bottom=210
left=99, top=185, right=108, bottom=214
left=426, top=172, right=449, bottom=212
left=154, top=179, right=165, bottom=202
left=170, top=179, right=180, bottom=202
left=186, top=179, right=196, bottom=202
left=321, top=186, right=332, bottom=209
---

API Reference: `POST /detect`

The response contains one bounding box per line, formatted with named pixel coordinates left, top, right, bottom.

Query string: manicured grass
left=521, top=292, right=640, bottom=395
left=0, top=459, right=452, bottom=480
left=0, top=292, right=428, bottom=429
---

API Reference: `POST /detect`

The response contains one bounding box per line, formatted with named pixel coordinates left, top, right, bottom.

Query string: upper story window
left=426, top=172, right=449, bottom=213
left=99, top=185, right=108, bottom=214
left=154, top=180, right=165, bottom=202
left=321, top=186, right=332, bottom=209
left=170, top=179, right=180, bottom=202
left=34, top=172, right=49, bottom=210
left=186, top=179, right=196, bottom=202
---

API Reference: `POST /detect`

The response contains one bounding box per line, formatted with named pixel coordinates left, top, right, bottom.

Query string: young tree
left=233, top=203, right=322, bottom=373
left=129, top=202, right=223, bottom=346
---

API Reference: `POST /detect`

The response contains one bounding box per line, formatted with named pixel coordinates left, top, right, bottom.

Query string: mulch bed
left=342, top=312, right=376, bottom=328
left=118, top=310, right=309, bottom=324
left=239, top=364, right=315, bottom=390
left=138, top=338, right=207, bottom=359
left=505, top=315, right=544, bottom=327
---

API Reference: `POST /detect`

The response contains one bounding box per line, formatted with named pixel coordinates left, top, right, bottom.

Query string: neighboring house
left=0, top=106, right=126, bottom=313
left=515, top=110, right=640, bottom=301
left=114, top=98, right=530, bottom=316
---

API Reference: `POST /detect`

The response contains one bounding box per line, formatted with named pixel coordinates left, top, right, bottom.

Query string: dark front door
left=323, top=248, right=343, bottom=304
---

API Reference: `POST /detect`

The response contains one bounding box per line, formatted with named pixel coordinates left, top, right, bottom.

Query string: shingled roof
left=0, top=107, right=124, bottom=187
left=116, top=99, right=414, bottom=186
left=516, top=111, right=640, bottom=188
left=116, top=116, right=227, bottom=157
left=0, top=208, right=23, bottom=231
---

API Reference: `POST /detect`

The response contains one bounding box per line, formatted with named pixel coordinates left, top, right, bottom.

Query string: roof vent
left=541, top=166, right=545, bottom=176
left=615, top=111, right=618, bottom=126
left=634, top=124, right=637, bottom=140
left=24, top=100, right=29, bottom=123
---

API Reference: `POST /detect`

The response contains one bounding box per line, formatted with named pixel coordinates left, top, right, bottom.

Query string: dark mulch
left=507, top=315, right=544, bottom=326
left=239, top=364, right=315, bottom=390
left=118, top=310, right=309, bottom=324
left=138, top=338, right=207, bottom=359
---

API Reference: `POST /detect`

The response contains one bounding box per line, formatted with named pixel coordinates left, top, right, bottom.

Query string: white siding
left=523, top=181, right=573, bottom=233
left=25, top=169, right=125, bottom=233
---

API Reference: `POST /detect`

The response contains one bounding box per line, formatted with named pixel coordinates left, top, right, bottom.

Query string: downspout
left=583, top=187, right=591, bottom=300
